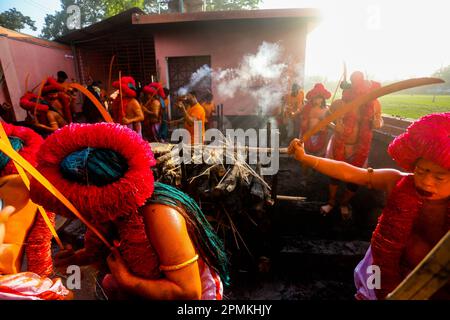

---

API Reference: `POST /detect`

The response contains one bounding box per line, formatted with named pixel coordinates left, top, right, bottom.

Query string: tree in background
left=0, top=8, right=37, bottom=32
left=433, top=65, right=450, bottom=87
left=41, top=0, right=262, bottom=40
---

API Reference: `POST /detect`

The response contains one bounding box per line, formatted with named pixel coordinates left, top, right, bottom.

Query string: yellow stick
left=69, top=83, right=113, bottom=122
left=0, top=122, right=64, bottom=249
left=34, top=77, right=47, bottom=120
left=0, top=139, right=112, bottom=250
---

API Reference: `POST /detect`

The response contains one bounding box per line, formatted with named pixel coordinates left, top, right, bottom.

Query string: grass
left=378, top=94, right=450, bottom=119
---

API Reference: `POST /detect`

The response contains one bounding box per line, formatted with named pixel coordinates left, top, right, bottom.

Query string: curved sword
left=301, top=77, right=444, bottom=142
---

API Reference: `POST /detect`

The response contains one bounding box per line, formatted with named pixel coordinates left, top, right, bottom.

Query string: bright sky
left=261, top=0, right=450, bottom=81
left=1, top=0, right=450, bottom=81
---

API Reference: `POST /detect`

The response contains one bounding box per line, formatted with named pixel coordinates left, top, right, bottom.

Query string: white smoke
left=178, top=64, right=212, bottom=96
left=214, top=42, right=289, bottom=114
left=177, top=42, right=295, bottom=114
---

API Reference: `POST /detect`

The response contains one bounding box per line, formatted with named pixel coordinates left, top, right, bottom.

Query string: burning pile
left=151, top=140, right=277, bottom=271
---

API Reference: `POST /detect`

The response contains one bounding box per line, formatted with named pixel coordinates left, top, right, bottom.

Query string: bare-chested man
left=320, top=72, right=383, bottom=219
left=111, top=76, right=144, bottom=135
left=33, top=91, right=67, bottom=133
left=141, top=84, right=163, bottom=142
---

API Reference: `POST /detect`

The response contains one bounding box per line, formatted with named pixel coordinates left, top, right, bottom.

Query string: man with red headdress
left=30, top=123, right=229, bottom=300
left=111, top=76, right=144, bottom=135
left=0, top=122, right=71, bottom=300
left=141, top=82, right=168, bottom=142
left=289, top=112, right=449, bottom=299
left=320, top=71, right=383, bottom=219
left=19, top=78, right=71, bottom=136
left=300, top=83, right=331, bottom=157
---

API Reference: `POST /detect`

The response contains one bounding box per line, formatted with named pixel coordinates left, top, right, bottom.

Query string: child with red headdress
left=288, top=112, right=449, bottom=299
left=300, top=83, right=331, bottom=156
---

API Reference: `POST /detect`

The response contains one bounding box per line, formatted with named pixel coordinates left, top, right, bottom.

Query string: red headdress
left=29, top=123, right=156, bottom=223
left=40, top=77, right=73, bottom=123
left=111, top=76, right=137, bottom=123
left=388, top=112, right=450, bottom=172
left=0, top=122, right=53, bottom=277
left=301, top=84, right=330, bottom=154
left=306, top=83, right=331, bottom=101
left=0, top=121, right=43, bottom=177
left=371, top=112, right=450, bottom=299
left=112, top=76, right=137, bottom=98
left=19, top=92, right=50, bottom=113
left=142, top=85, right=158, bottom=96
left=41, top=77, right=65, bottom=95
left=149, top=82, right=166, bottom=99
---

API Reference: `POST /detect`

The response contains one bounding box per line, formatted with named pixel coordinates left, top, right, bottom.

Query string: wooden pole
left=387, top=231, right=450, bottom=300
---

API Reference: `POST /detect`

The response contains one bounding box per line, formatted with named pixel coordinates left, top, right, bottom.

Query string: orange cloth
left=185, top=103, right=206, bottom=143
left=201, top=101, right=215, bottom=123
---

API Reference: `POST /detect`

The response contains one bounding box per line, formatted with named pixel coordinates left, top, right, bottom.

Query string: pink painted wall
left=0, top=36, right=76, bottom=121
left=153, top=19, right=308, bottom=115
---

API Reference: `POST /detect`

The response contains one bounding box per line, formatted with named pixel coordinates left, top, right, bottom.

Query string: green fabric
left=148, top=182, right=230, bottom=285
left=0, top=136, right=24, bottom=170
left=60, top=148, right=128, bottom=186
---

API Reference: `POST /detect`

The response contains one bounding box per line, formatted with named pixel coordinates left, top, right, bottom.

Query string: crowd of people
left=0, top=69, right=447, bottom=300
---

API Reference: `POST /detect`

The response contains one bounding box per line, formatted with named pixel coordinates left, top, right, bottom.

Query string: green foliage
left=41, top=0, right=262, bottom=40
left=0, top=8, right=37, bottom=32
left=204, top=0, right=262, bottom=10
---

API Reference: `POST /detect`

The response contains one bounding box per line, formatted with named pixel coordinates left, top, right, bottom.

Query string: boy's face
left=414, top=158, right=450, bottom=200
left=312, top=96, right=324, bottom=107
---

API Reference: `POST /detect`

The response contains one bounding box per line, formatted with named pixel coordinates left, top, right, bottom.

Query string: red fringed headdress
left=371, top=113, right=450, bottom=299
left=29, top=123, right=156, bottom=223
left=0, top=121, right=43, bottom=177
left=112, top=76, right=137, bottom=98
left=19, top=92, right=50, bottom=113
left=306, top=83, right=331, bottom=101
left=388, top=112, right=450, bottom=171
left=148, top=82, right=166, bottom=99
left=42, top=77, right=65, bottom=95
left=142, top=85, right=158, bottom=96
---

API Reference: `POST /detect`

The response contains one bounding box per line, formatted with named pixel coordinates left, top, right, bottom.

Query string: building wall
left=152, top=19, right=308, bottom=115
left=0, top=36, right=76, bottom=121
